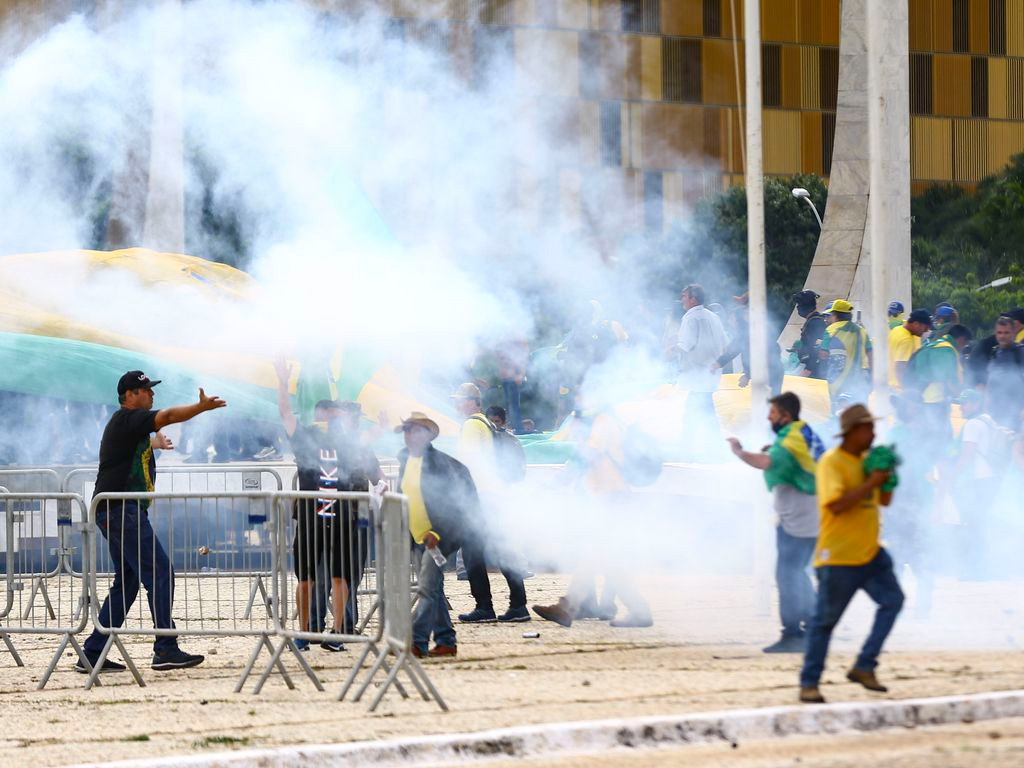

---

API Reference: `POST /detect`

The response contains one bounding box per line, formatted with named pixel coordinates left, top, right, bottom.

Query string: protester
left=275, top=360, right=381, bottom=651
left=888, top=308, right=931, bottom=391
left=931, top=303, right=959, bottom=338
left=888, top=301, right=905, bottom=330
left=792, top=290, right=827, bottom=379
left=533, top=409, right=652, bottom=628
left=909, top=323, right=971, bottom=440
left=396, top=412, right=478, bottom=658
left=819, top=299, right=872, bottom=409
left=717, top=293, right=784, bottom=394
left=947, top=390, right=1007, bottom=577
left=672, top=284, right=727, bottom=452
left=1010, top=308, right=1024, bottom=344
left=485, top=405, right=510, bottom=432
left=983, top=316, right=1024, bottom=428
left=728, top=392, right=824, bottom=653
left=799, top=404, right=904, bottom=704
left=452, top=383, right=529, bottom=624
left=79, top=371, right=226, bottom=674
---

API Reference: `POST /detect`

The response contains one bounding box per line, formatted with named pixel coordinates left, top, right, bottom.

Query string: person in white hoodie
left=673, top=283, right=728, bottom=453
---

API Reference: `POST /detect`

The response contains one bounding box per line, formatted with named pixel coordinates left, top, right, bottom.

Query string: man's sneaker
left=411, top=646, right=426, bottom=659
left=799, top=686, right=826, bottom=704
left=428, top=644, right=457, bottom=658
left=152, top=648, right=204, bottom=671
left=458, top=607, right=497, bottom=623
left=294, top=639, right=310, bottom=651
left=497, top=606, right=531, bottom=623
left=533, top=598, right=574, bottom=628
left=320, top=640, right=346, bottom=652
left=763, top=635, right=806, bottom=654
left=74, top=656, right=126, bottom=674
left=847, top=667, right=888, bottom=692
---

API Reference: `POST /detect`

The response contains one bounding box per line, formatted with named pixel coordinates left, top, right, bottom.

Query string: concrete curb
left=70, top=690, right=1024, bottom=768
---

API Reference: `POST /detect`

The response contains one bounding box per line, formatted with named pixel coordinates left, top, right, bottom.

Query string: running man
left=799, top=404, right=904, bottom=703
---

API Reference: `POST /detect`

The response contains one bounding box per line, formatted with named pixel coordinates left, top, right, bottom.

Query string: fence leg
left=112, top=635, right=145, bottom=688
left=83, top=635, right=114, bottom=691
left=351, top=644, right=391, bottom=703
left=356, top=598, right=379, bottom=634
left=38, top=633, right=70, bottom=689
left=0, top=631, right=23, bottom=667
left=406, top=654, right=448, bottom=711
left=23, top=578, right=57, bottom=621
left=252, top=638, right=322, bottom=695
left=242, top=575, right=270, bottom=620
left=73, top=593, right=87, bottom=622
left=367, top=650, right=417, bottom=712
left=337, top=642, right=373, bottom=701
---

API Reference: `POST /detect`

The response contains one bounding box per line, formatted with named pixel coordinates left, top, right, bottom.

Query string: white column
left=745, top=0, right=767, bottom=406
left=866, top=0, right=910, bottom=412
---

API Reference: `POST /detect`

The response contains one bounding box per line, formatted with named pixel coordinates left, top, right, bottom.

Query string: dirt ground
left=2, top=572, right=1023, bottom=768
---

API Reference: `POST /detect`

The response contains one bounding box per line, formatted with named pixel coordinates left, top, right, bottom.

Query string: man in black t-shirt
left=275, top=360, right=381, bottom=651
left=80, top=370, right=226, bottom=674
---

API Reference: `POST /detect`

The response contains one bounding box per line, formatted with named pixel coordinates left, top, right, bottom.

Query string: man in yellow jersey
left=396, top=412, right=478, bottom=658
left=1009, top=308, right=1024, bottom=344
left=888, top=309, right=931, bottom=391
left=819, top=299, right=872, bottom=409
left=799, top=404, right=903, bottom=704
left=451, top=383, right=529, bottom=624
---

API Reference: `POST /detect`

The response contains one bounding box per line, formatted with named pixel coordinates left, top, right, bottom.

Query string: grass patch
left=193, top=736, right=251, bottom=749
left=124, top=735, right=150, bottom=742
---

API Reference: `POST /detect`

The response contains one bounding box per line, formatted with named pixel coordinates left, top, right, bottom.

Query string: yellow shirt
left=888, top=324, right=920, bottom=389
left=459, top=413, right=496, bottom=490
left=401, top=456, right=434, bottom=545
left=814, top=446, right=880, bottom=567
left=1017, top=328, right=1024, bottom=344
left=585, top=414, right=629, bottom=496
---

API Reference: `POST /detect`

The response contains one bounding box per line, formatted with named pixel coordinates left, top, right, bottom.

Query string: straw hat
left=835, top=403, right=880, bottom=437
left=394, top=411, right=440, bottom=440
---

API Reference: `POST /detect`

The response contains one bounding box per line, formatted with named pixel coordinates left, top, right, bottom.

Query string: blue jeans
left=412, top=548, right=456, bottom=653
left=84, top=501, right=178, bottom=655
left=800, top=548, right=904, bottom=688
left=776, top=527, right=816, bottom=638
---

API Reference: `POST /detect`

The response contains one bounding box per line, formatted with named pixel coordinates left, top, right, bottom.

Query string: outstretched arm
left=154, top=389, right=226, bottom=431
left=727, top=437, right=771, bottom=470
left=273, top=358, right=297, bottom=438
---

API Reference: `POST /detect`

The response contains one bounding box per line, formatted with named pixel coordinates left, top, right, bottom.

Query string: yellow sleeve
left=891, top=332, right=915, bottom=363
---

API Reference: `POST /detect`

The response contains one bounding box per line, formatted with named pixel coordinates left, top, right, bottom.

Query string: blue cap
left=888, top=301, right=904, bottom=316
left=934, top=305, right=956, bottom=319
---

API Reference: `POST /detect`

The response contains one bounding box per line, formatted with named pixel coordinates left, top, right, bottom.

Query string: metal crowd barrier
left=1, top=491, right=92, bottom=688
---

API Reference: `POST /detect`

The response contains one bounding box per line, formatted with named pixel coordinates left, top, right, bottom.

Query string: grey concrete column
left=781, top=0, right=910, bottom=347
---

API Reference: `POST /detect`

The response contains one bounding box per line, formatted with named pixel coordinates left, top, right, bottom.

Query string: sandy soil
left=1, top=572, right=1023, bottom=767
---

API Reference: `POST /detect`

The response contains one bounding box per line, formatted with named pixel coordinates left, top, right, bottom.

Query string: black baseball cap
left=907, top=309, right=932, bottom=326
left=792, top=289, right=819, bottom=307
left=117, top=370, right=162, bottom=396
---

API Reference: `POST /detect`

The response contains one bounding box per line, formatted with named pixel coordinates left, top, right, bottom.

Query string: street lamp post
left=976, top=276, right=1013, bottom=292
left=791, top=187, right=823, bottom=230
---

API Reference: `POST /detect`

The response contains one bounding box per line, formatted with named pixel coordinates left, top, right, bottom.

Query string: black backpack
left=470, top=416, right=528, bottom=483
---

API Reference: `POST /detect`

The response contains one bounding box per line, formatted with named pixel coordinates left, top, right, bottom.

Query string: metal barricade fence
left=63, top=464, right=285, bottom=579
left=0, top=491, right=92, bottom=689
left=85, top=491, right=288, bottom=691
left=81, top=489, right=443, bottom=709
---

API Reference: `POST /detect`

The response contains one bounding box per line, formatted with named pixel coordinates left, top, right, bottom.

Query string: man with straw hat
left=395, top=412, right=478, bottom=658
left=799, top=404, right=904, bottom=704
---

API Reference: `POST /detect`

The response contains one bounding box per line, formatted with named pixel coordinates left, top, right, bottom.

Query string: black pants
left=461, top=534, right=526, bottom=612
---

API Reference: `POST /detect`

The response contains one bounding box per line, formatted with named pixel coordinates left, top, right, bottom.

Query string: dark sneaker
left=763, top=635, right=806, bottom=654
left=458, top=607, right=497, bottom=623
left=320, top=640, right=346, bottom=652
left=74, top=656, right=126, bottom=674
left=497, top=606, right=532, bottom=623
left=152, top=648, right=204, bottom=671
left=799, top=686, right=826, bottom=703
left=533, top=599, right=574, bottom=628
left=428, top=644, right=457, bottom=658
left=294, top=639, right=310, bottom=651
left=847, top=667, right=888, bottom=692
